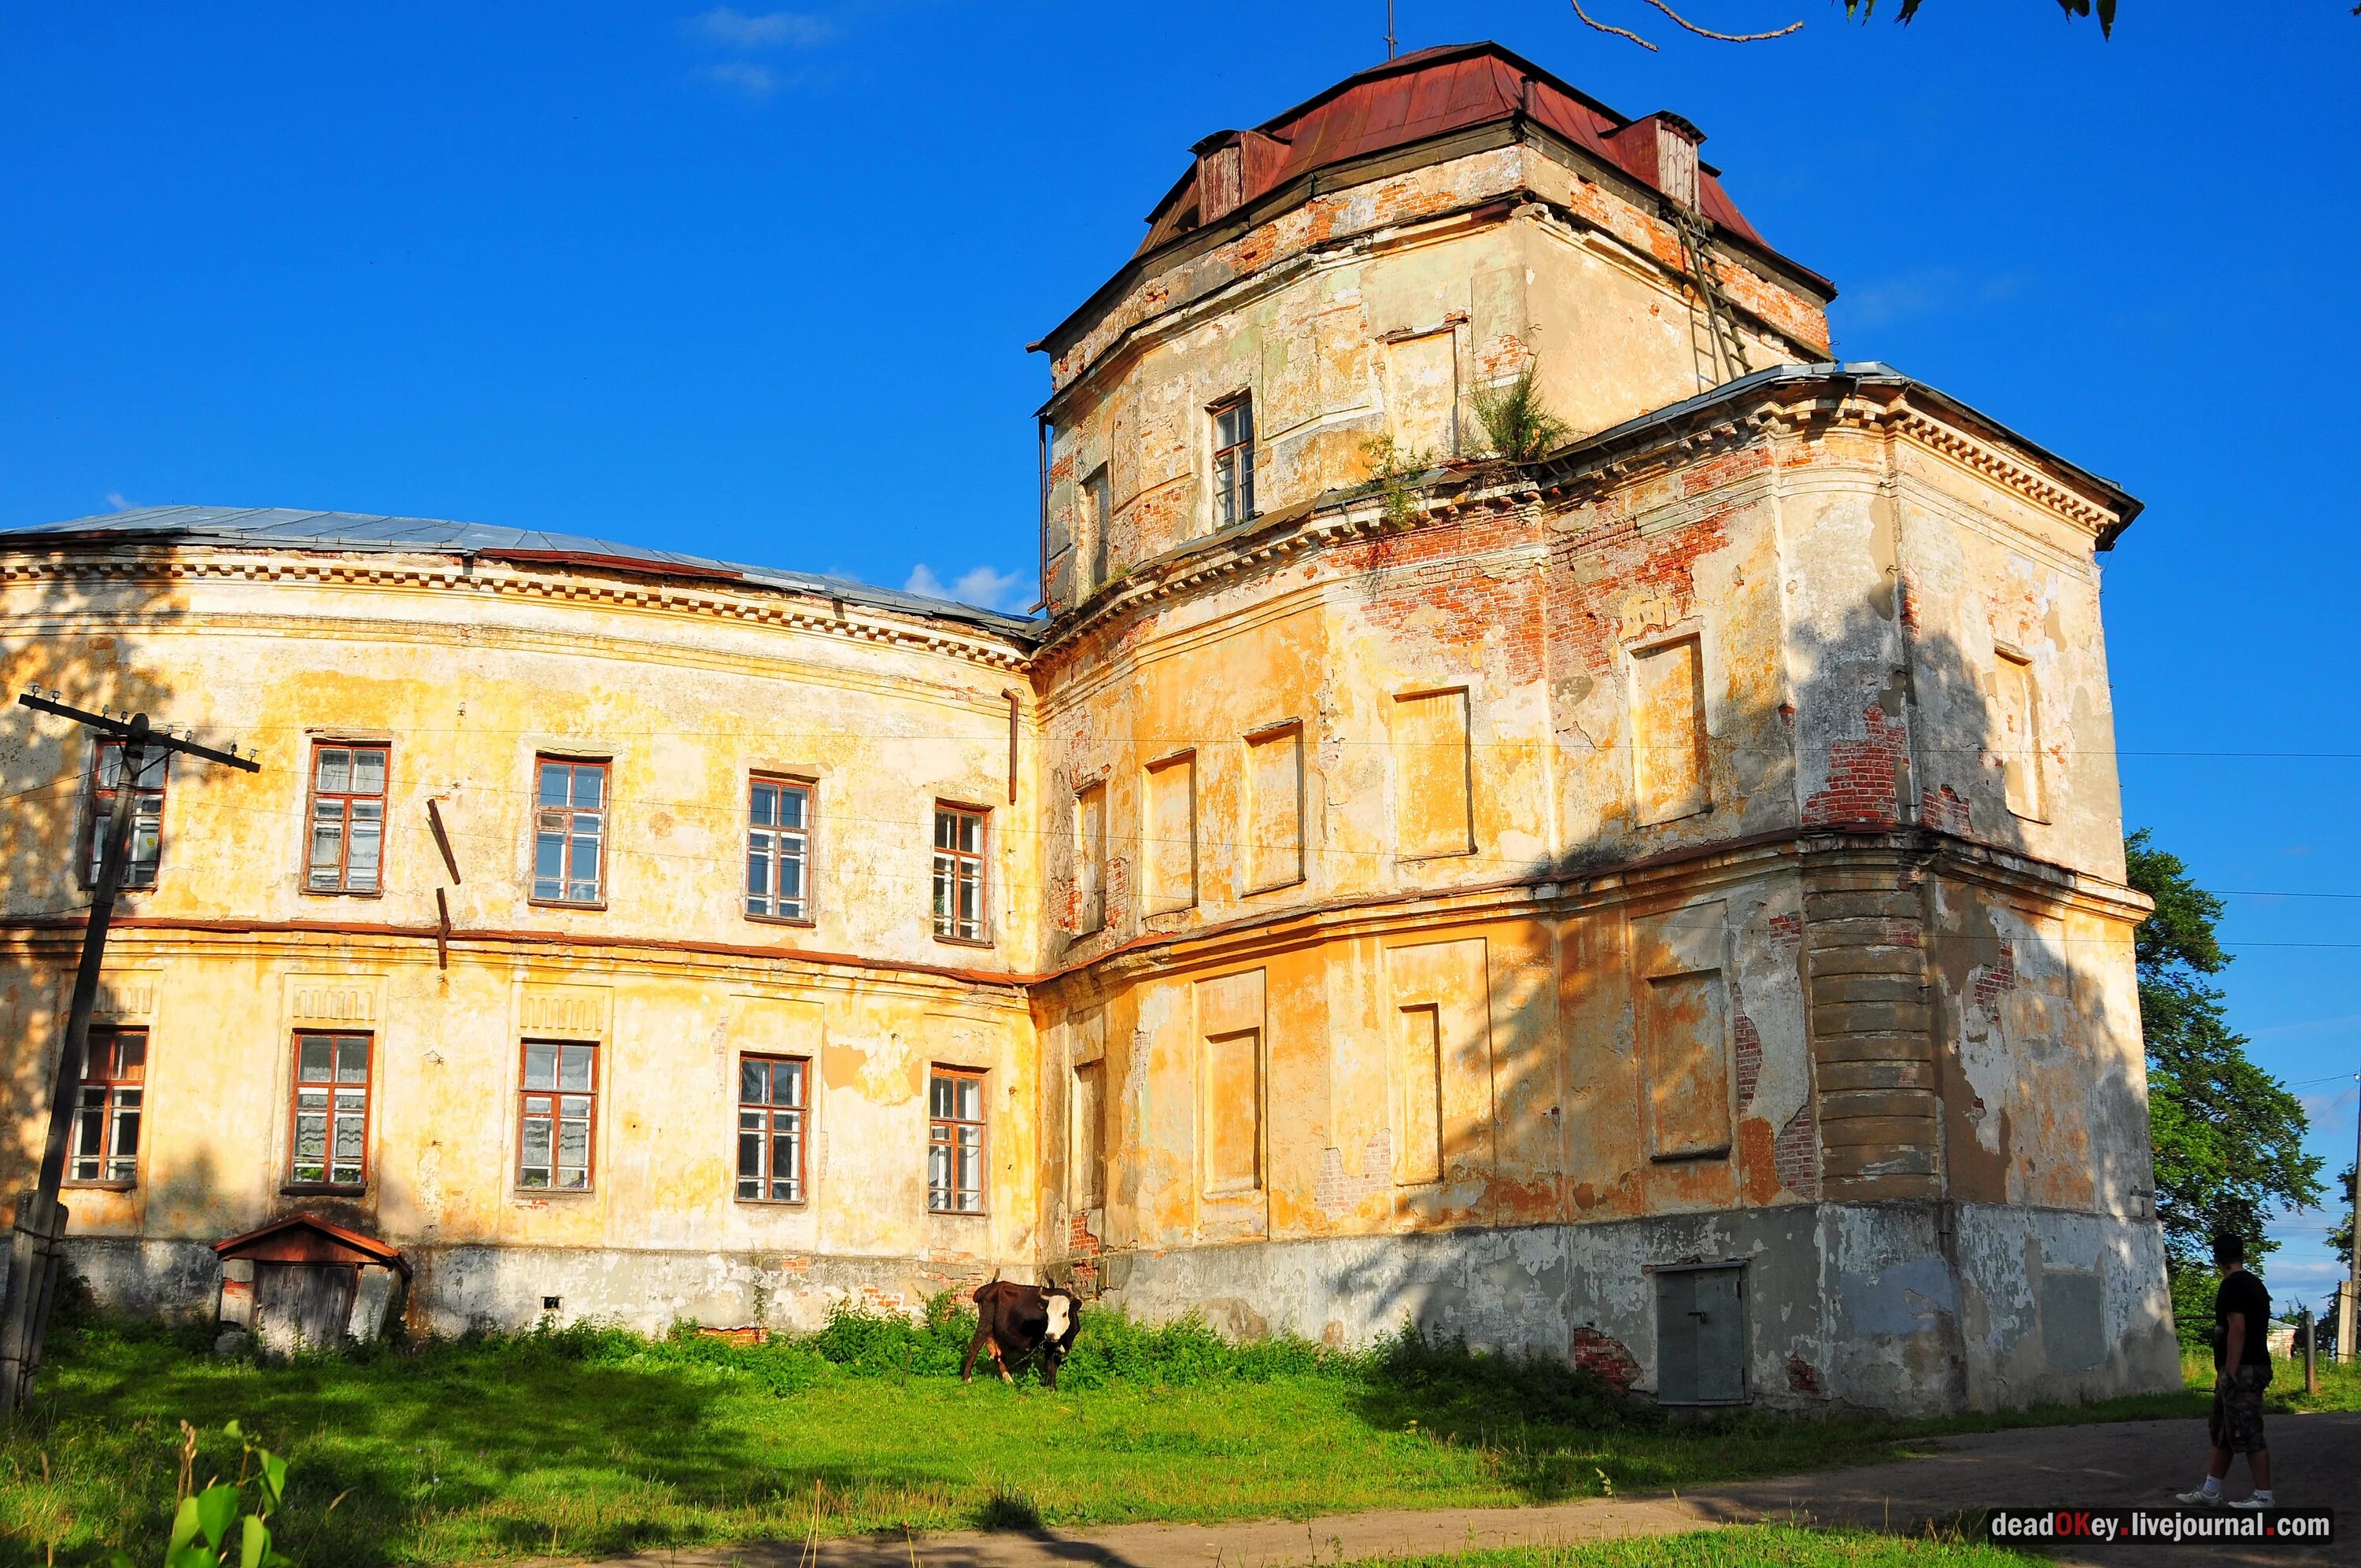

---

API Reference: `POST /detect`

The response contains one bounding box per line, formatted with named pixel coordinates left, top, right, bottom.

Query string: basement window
left=1211, top=394, right=1256, bottom=529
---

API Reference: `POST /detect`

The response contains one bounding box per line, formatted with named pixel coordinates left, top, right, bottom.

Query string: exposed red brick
left=1786, top=1352, right=1823, bottom=1396
left=1571, top=1326, right=1641, bottom=1393
left=1775, top=1100, right=1819, bottom=1198
left=1921, top=784, right=1969, bottom=836
left=1802, top=703, right=1906, bottom=826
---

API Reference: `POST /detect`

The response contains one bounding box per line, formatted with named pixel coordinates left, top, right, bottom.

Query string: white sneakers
left=2173, top=1488, right=2223, bottom=1506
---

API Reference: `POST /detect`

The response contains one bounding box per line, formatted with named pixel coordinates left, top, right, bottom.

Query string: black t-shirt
left=2212, top=1270, right=2272, bottom=1370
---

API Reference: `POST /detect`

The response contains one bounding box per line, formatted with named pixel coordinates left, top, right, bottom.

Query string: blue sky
left=4, top=2, right=2355, bottom=1301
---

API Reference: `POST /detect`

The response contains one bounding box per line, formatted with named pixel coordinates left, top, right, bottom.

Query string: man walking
left=2176, top=1230, right=2275, bottom=1509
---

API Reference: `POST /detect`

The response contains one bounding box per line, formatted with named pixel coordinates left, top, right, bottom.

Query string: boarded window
left=83, top=740, right=167, bottom=888
left=532, top=758, right=608, bottom=906
left=306, top=743, right=387, bottom=893
left=1071, top=1058, right=1107, bottom=1208
left=1085, top=465, right=1114, bottom=592
left=1642, top=971, right=1732, bottom=1160
left=928, top=1068, right=986, bottom=1212
left=1392, top=689, right=1472, bottom=858
left=737, top=1053, right=807, bottom=1203
left=1387, top=938, right=1494, bottom=1184
left=1631, top=637, right=1709, bottom=823
left=1197, top=970, right=1265, bottom=1197
left=931, top=805, right=989, bottom=942
left=1393, top=1005, right=1444, bottom=1186
left=1243, top=724, right=1303, bottom=892
left=746, top=776, right=812, bottom=921
left=68, top=1027, right=146, bottom=1184
left=1993, top=651, right=2041, bottom=820
left=1384, top=330, right=1458, bottom=459
left=519, top=1039, right=597, bottom=1189
left=289, top=1031, right=371, bottom=1187
left=1074, top=781, right=1107, bottom=933
left=1144, top=753, right=1198, bottom=912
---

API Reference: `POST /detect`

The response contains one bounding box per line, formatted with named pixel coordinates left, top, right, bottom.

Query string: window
left=931, top=805, right=989, bottom=943
left=1073, top=781, right=1107, bottom=935
left=737, top=1054, right=807, bottom=1203
left=746, top=776, right=812, bottom=921
left=532, top=758, right=608, bottom=905
left=83, top=741, right=167, bottom=888
left=928, top=1068, right=986, bottom=1212
left=1211, top=395, right=1256, bottom=528
left=288, top=1031, right=371, bottom=1187
left=518, top=1040, right=597, bottom=1189
left=68, top=1027, right=146, bottom=1184
left=1085, top=464, right=1114, bottom=591
left=305, top=743, right=388, bottom=893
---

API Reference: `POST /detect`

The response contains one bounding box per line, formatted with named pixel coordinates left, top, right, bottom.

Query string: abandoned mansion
left=0, top=42, right=2178, bottom=1413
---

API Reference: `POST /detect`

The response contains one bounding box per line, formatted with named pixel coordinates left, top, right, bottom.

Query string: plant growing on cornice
left=1358, top=435, right=1429, bottom=524
left=1471, top=362, right=1572, bottom=464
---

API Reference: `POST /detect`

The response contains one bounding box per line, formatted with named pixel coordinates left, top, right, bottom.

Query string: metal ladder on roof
left=1670, top=201, right=1751, bottom=391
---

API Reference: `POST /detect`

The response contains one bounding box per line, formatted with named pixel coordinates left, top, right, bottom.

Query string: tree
left=2332, top=1160, right=2355, bottom=1265
left=2125, top=829, right=2322, bottom=1271
left=1566, top=0, right=2124, bottom=52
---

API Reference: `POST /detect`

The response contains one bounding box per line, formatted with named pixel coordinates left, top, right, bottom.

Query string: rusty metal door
left=1657, top=1265, right=1746, bottom=1404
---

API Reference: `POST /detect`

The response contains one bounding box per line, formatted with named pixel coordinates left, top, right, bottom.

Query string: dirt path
left=568, top=1410, right=2360, bottom=1568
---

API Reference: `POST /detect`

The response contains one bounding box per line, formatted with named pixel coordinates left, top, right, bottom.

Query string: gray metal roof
left=1, top=505, right=1043, bottom=642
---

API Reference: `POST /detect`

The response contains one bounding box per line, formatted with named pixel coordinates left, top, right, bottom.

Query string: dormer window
left=1212, top=395, right=1256, bottom=529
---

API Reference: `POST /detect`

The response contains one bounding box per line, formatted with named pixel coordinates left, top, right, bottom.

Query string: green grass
left=1340, top=1533, right=2041, bottom=1568
left=2, top=1302, right=2350, bottom=1566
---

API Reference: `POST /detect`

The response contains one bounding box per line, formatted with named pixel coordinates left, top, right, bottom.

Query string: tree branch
left=1641, top=0, right=1803, bottom=40
left=1568, top=0, right=1660, bottom=50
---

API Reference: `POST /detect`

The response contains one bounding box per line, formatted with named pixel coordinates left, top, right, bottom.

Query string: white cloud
left=105, top=492, right=137, bottom=511
left=692, top=7, right=838, bottom=49
left=903, top=563, right=1031, bottom=612
left=703, top=61, right=781, bottom=97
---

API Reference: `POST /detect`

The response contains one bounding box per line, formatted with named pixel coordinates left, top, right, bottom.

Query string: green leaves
left=1471, top=360, right=1572, bottom=463
left=2126, top=829, right=2323, bottom=1269
left=127, top=1422, right=296, bottom=1568
left=1841, top=0, right=2116, bottom=36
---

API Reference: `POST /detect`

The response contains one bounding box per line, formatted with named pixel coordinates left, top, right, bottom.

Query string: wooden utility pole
left=0, top=689, right=257, bottom=1412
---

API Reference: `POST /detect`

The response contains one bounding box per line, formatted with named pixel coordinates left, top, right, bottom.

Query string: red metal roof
left=1137, top=40, right=1777, bottom=260
left=215, top=1213, right=410, bottom=1275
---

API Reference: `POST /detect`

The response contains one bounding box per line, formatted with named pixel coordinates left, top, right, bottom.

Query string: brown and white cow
left=962, top=1279, right=1081, bottom=1389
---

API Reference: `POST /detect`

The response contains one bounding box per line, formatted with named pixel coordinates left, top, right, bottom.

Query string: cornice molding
left=0, top=549, right=1035, bottom=675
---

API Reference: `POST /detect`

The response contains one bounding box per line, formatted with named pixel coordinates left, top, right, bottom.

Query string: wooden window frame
left=284, top=1030, right=373, bottom=1192
left=65, top=1025, right=147, bottom=1188
left=1210, top=393, right=1256, bottom=529
left=303, top=741, right=390, bottom=896
left=516, top=1038, right=600, bottom=1192
left=736, top=1053, right=809, bottom=1205
left=926, top=1066, right=988, bottom=1215
left=79, top=739, right=168, bottom=891
left=745, top=774, right=815, bottom=925
left=930, top=802, right=992, bottom=946
left=530, top=756, right=610, bottom=909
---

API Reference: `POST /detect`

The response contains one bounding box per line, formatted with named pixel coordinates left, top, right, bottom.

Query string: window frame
left=926, top=1065, right=988, bottom=1215
left=1210, top=393, right=1256, bottom=529
left=735, top=1052, right=810, bottom=1205
left=302, top=741, right=391, bottom=896
left=65, top=1025, right=147, bottom=1188
left=515, top=1038, right=600, bottom=1193
left=79, top=740, right=168, bottom=891
left=930, top=802, right=992, bottom=946
left=284, top=1030, right=374, bottom=1192
left=744, top=773, right=815, bottom=925
left=530, top=755, right=610, bottom=909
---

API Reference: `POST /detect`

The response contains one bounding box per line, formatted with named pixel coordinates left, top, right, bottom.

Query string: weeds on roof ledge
left=1474, top=361, right=1573, bottom=463
left=1359, top=435, right=1433, bottom=525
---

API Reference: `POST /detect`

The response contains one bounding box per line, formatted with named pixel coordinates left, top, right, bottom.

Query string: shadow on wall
left=0, top=555, right=186, bottom=1208
left=1301, top=582, right=2152, bottom=1364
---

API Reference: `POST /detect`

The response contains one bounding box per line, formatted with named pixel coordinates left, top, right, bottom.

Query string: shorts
left=2208, top=1363, right=2270, bottom=1455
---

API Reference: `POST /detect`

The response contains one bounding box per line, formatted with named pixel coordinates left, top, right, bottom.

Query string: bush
left=1472, top=360, right=1571, bottom=462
